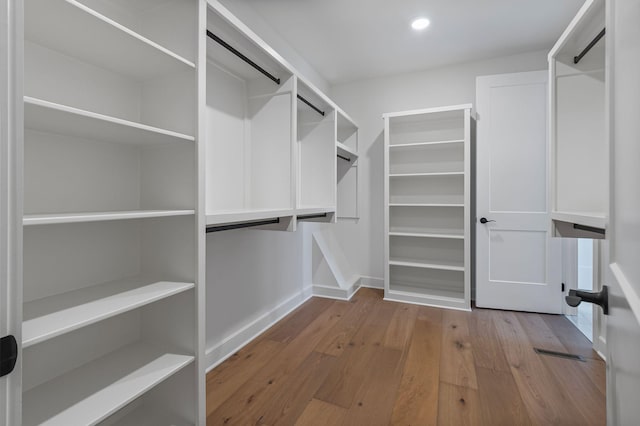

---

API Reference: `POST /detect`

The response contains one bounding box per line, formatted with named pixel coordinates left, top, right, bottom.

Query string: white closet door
left=476, top=71, right=563, bottom=313
left=606, top=0, right=640, bottom=423
left=0, top=1, right=22, bottom=425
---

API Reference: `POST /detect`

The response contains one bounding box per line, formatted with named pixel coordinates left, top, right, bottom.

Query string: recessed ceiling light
left=411, top=18, right=430, bottom=31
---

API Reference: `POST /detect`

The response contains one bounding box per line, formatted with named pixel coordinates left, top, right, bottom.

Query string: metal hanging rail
left=572, top=223, right=605, bottom=235
left=337, top=154, right=352, bottom=162
left=574, top=28, right=605, bottom=64
left=297, top=213, right=328, bottom=221
left=206, top=218, right=280, bottom=233
left=206, top=30, right=281, bottom=85
left=297, top=95, right=325, bottom=117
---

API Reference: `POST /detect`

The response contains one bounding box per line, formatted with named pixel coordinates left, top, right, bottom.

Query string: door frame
left=562, top=238, right=606, bottom=358
left=0, top=1, right=23, bottom=425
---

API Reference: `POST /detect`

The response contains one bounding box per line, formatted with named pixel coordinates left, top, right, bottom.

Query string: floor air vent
left=534, top=348, right=586, bottom=362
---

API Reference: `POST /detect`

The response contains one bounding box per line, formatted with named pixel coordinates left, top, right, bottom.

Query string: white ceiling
left=233, top=0, right=585, bottom=84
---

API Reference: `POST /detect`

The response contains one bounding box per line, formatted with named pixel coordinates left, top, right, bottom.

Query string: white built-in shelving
left=24, top=97, right=195, bottom=146
left=549, top=0, right=607, bottom=238
left=383, top=105, right=472, bottom=310
left=23, top=342, right=194, bottom=426
left=204, top=2, right=357, bottom=230
left=20, top=0, right=204, bottom=424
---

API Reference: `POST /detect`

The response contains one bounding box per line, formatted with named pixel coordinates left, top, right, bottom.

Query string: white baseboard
left=312, top=277, right=361, bottom=301
left=205, top=286, right=313, bottom=373
left=359, top=276, right=384, bottom=289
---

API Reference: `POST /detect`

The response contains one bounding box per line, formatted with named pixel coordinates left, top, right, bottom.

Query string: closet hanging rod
left=206, top=218, right=280, bottom=233
left=574, top=28, right=605, bottom=64
left=206, top=30, right=281, bottom=85
left=337, top=154, right=352, bottom=162
left=572, top=223, right=605, bottom=235
left=297, top=95, right=325, bottom=116
left=297, top=213, right=328, bottom=220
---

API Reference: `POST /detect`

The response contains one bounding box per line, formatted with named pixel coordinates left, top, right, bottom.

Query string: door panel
left=0, top=2, right=23, bottom=425
left=476, top=71, right=562, bottom=313
left=607, top=0, right=640, bottom=423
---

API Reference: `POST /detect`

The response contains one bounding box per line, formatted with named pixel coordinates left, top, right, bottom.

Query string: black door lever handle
left=565, top=286, right=609, bottom=315
left=0, top=335, right=18, bottom=377
left=479, top=217, right=495, bottom=224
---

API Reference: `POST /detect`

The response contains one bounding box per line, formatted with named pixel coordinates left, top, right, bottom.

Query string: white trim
left=312, top=278, right=360, bottom=301
left=610, top=263, right=640, bottom=327
left=382, top=103, right=473, bottom=118
left=205, top=287, right=312, bottom=372
left=359, top=276, right=384, bottom=289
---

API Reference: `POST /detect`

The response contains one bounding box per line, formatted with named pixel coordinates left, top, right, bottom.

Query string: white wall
left=326, top=50, right=550, bottom=282
left=205, top=228, right=309, bottom=369
left=215, top=0, right=330, bottom=93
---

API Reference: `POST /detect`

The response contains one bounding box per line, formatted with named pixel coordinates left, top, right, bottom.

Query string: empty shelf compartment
left=389, top=205, right=464, bottom=237
left=22, top=341, right=194, bottom=426
left=389, top=109, right=464, bottom=145
left=389, top=265, right=465, bottom=300
left=389, top=174, right=463, bottom=205
left=389, top=142, right=463, bottom=174
left=389, top=235, right=464, bottom=271
left=23, top=278, right=194, bottom=347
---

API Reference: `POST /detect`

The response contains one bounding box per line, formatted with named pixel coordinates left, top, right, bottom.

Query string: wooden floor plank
left=265, top=297, right=335, bottom=343
left=314, top=298, right=397, bottom=408
left=208, top=301, right=349, bottom=425
left=339, top=347, right=404, bottom=426
left=205, top=339, right=285, bottom=416
left=542, top=314, right=601, bottom=360
left=517, top=313, right=605, bottom=425
left=239, top=351, right=337, bottom=425
left=476, top=367, right=531, bottom=426
left=384, top=303, right=419, bottom=351
left=492, top=310, right=590, bottom=426
left=314, top=288, right=378, bottom=356
left=468, top=308, right=511, bottom=372
left=390, top=315, right=442, bottom=426
left=206, top=290, right=605, bottom=426
left=294, top=399, right=347, bottom=426
left=440, top=310, right=478, bottom=389
left=436, top=382, right=482, bottom=426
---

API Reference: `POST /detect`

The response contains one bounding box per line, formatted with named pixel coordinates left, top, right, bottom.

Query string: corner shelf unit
left=549, top=0, right=608, bottom=239
left=204, top=2, right=358, bottom=231
left=21, top=0, right=204, bottom=424
left=383, top=105, right=472, bottom=311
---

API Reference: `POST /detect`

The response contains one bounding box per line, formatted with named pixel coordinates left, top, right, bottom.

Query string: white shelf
left=389, top=230, right=464, bottom=240
left=551, top=211, right=607, bottom=229
left=22, top=342, right=194, bottom=426
left=388, top=285, right=465, bottom=302
left=389, top=259, right=465, bottom=272
left=389, top=140, right=464, bottom=149
left=108, top=404, right=193, bottom=426
left=336, top=141, right=358, bottom=160
left=206, top=208, right=295, bottom=226
left=23, top=279, right=194, bottom=348
left=25, top=0, right=195, bottom=80
left=389, top=203, right=464, bottom=208
left=296, top=207, right=335, bottom=216
left=24, top=97, right=195, bottom=145
left=23, top=210, right=195, bottom=226
left=389, top=172, right=463, bottom=178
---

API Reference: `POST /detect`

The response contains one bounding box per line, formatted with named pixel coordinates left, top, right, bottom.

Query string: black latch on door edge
left=0, top=335, right=18, bottom=377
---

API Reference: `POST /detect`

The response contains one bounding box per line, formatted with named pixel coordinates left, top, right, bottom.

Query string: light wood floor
left=206, top=288, right=605, bottom=425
